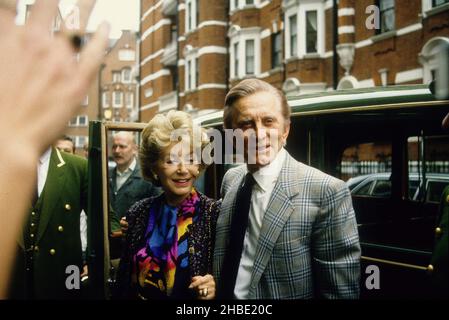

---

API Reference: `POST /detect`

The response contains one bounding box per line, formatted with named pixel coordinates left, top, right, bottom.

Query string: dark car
left=348, top=172, right=449, bottom=202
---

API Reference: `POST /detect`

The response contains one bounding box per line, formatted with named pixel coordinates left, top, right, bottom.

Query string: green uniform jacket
left=10, top=148, right=87, bottom=299
left=429, top=185, right=449, bottom=298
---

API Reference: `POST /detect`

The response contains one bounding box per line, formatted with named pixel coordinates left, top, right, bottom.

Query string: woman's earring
left=153, top=174, right=159, bottom=181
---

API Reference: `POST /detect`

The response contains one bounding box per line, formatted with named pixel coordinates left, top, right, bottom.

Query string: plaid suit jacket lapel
left=213, top=165, right=246, bottom=287
left=248, top=153, right=300, bottom=297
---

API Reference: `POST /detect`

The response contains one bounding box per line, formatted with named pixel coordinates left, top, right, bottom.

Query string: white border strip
left=140, top=101, right=160, bottom=111
left=141, top=69, right=171, bottom=86
left=338, top=8, right=355, bottom=16
left=291, top=88, right=429, bottom=107
left=197, top=83, right=227, bottom=90
left=356, top=23, right=422, bottom=49
left=356, top=38, right=373, bottom=49
left=140, top=49, right=164, bottom=67
left=141, top=0, right=163, bottom=22
left=261, top=28, right=271, bottom=39
left=338, top=26, right=355, bottom=35
left=198, top=46, right=227, bottom=56
left=141, top=19, right=171, bottom=41
left=395, top=68, right=423, bottom=84
left=397, top=23, right=422, bottom=36
left=197, top=20, right=228, bottom=29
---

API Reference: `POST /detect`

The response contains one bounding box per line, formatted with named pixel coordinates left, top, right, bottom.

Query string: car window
left=372, top=180, right=391, bottom=197
left=341, top=141, right=392, bottom=197
left=353, top=180, right=374, bottom=196
left=426, top=180, right=449, bottom=203
left=408, top=135, right=449, bottom=202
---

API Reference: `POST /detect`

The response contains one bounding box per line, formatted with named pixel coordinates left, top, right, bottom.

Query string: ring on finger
left=68, top=33, right=84, bottom=52
left=203, top=287, right=208, bottom=297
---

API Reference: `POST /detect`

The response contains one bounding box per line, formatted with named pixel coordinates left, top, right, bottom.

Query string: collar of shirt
left=39, top=147, right=52, bottom=165
left=116, top=157, right=136, bottom=176
left=249, top=147, right=286, bottom=193
left=37, top=147, right=52, bottom=196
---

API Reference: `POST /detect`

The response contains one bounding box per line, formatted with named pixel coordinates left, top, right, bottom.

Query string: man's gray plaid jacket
left=213, top=151, right=361, bottom=299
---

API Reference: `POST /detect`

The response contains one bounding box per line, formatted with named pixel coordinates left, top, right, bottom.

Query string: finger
left=61, top=0, right=96, bottom=34
left=76, top=21, right=109, bottom=84
left=0, top=0, right=17, bottom=13
left=28, top=0, right=59, bottom=32
left=0, top=7, right=16, bottom=33
left=189, top=277, right=207, bottom=289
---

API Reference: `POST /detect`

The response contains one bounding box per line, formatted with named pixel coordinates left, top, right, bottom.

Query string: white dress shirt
left=115, top=157, right=136, bottom=191
left=37, top=147, right=52, bottom=196
left=234, top=148, right=287, bottom=299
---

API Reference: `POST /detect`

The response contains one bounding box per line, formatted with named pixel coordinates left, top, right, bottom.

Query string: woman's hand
left=189, top=274, right=216, bottom=300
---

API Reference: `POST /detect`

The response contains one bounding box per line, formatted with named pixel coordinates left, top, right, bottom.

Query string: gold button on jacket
left=50, top=249, right=56, bottom=255
left=65, top=204, right=71, bottom=211
left=58, top=226, right=64, bottom=232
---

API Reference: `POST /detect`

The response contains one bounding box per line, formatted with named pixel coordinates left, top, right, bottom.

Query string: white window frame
left=230, top=0, right=260, bottom=12
left=118, top=49, right=136, bottom=61
left=185, top=0, right=199, bottom=33
left=78, top=115, right=88, bottom=127
left=76, top=136, right=88, bottom=148
left=184, top=50, right=199, bottom=91
left=112, top=71, right=121, bottom=83
left=122, top=68, right=131, bottom=83
left=285, top=12, right=298, bottom=59
left=68, top=115, right=88, bottom=127
left=112, top=91, right=123, bottom=108
left=422, top=0, right=449, bottom=13
left=68, top=117, right=78, bottom=127
left=284, top=1, right=325, bottom=60
left=102, top=91, right=109, bottom=108
left=229, top=27, right=261, bottom=79
left=126, top=92, right=134, bottom=108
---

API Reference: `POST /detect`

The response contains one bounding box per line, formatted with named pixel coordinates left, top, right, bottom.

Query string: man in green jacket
left=10, top=147, right=88, bottom=299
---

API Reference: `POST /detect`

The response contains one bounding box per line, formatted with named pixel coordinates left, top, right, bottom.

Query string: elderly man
left=213, top=79, right=361, bottom=299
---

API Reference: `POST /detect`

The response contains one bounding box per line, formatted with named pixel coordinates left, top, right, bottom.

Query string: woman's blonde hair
left=139, top=110, right=210, bottom=184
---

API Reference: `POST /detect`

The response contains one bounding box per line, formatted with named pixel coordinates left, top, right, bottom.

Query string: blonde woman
left=116, top=111, right=220, bottom=300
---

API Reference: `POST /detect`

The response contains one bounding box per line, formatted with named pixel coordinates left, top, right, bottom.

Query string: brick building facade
left=65, top=30, right=139, bottom=154
left=139, top=0, right=449, bottom=122
left=24, top=4, right=139, bottom=154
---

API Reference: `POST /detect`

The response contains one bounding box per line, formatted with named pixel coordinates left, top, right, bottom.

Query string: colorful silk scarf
left=134, top=189, right=199, bottom=296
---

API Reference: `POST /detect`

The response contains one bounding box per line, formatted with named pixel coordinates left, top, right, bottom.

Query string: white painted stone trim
left=197, top=83, right=227, bottom=90
left=141, top=0, right=163, bottom=22
left=141, top=69, right=171, bottom=86
left=140, top=49, right=164, bottom=67
left=395, top=68, right=423, bottom=84
left=396, top=23, right=422, bottom=36
left=141, top=19, right=172, bottom=41
left=198, top=46, right=227, bottom=56
left=338, top=26, right=355, bottom=35
left=140, top=101, right=160, bottom=111
left=338, top=8, right=355, bottom=16
left=197, top=20, right=228, bottom=29
left=261, top=28, right=271, bottom=39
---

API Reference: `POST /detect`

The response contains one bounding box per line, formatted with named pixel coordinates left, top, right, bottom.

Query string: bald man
left=109, top=132, right=160, bottom=261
